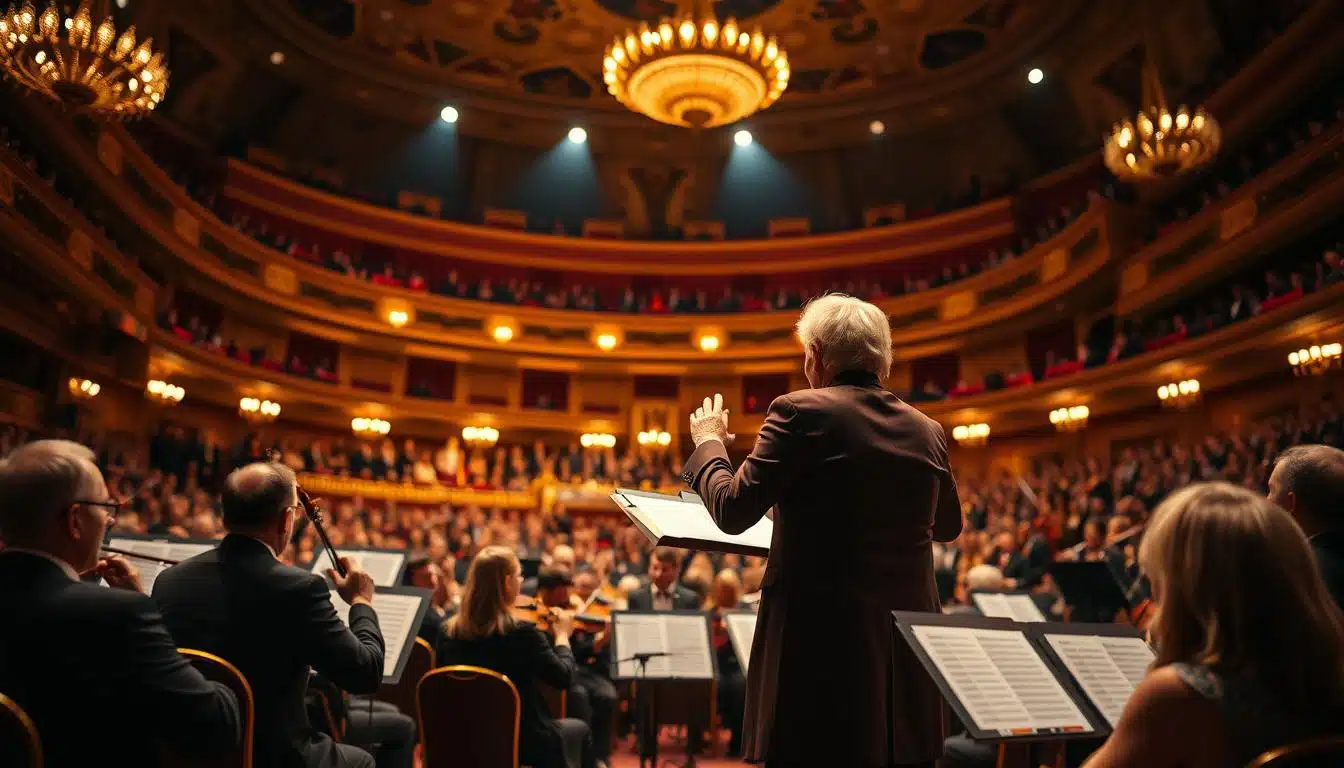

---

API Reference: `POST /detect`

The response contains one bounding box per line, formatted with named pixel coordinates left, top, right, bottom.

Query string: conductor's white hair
left=795, top=293, right=892, bottom=379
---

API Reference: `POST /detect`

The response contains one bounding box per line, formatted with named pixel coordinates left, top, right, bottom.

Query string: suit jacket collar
left=830, top=370, right=882, bottom=389
left=220, top=532, right=278, bottom=560
left=0, top=548, right=81, bottom=583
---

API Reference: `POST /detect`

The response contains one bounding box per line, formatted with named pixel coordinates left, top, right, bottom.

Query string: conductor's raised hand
left=689, top=392, right=735, bottom=447
left=328, top=556, right=376, bottom=607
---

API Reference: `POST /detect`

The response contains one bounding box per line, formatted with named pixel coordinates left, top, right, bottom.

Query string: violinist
left=707, top=569, right=747, bottom=757
left=538, top=567, right=618, bottom=768
left=438, top=546, right=596, bottom=768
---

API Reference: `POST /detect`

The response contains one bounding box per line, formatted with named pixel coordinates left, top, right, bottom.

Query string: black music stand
left=1048, top=561, right=1129, bottom=623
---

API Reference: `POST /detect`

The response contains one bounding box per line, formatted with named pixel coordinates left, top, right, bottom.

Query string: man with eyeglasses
left=0, top=439, right=241, bottom=766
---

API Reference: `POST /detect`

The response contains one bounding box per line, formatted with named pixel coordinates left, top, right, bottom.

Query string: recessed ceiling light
left=269, top=51, right=285, bottom=65
left=440, top=105, right=459, bottom=124
left=568, top=126, right=588, bottom=144
left=1028, top=67, right=1044, bottom=84
left=869, top=119, right=886, bottom=135
left=734, top=129, right=753, bottom=147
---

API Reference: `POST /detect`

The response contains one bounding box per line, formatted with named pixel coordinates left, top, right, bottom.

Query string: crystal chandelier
left=0, top=1, right=168, bottom=120
left=1103, top=49, right=1219, bottom=181
left=602, top=0, right=789, bottom=129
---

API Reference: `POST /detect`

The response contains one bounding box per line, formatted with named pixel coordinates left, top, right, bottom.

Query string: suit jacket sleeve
left=300, top=575, right=385, bottom=694
left=683, top=395, right=805, bottom=535
left=117, top=591, right=241, bottom=756
left=626, top=587, right=650, bottom=611
left=524, top=626, right=577, bottom=690
left=932, top=425, right=964, bottom=543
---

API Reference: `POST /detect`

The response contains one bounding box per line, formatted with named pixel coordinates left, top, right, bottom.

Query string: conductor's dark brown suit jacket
left=682, top=370, right=963, bottom=766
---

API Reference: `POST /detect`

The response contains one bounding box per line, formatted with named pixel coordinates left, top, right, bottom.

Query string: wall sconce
left=1289, top=343, right=1341, bottom=376
left=1049, top=405, right=1089, bottom=431
left=580, top=432, right=617, bottom=448
left=462, top=425, right=500, bottom=447
left=489, top=316, right=518, bottom=344
left=239, top=397, right=281, bottom=423
left=386, top=309, right=410, bottom=328
left=592, top=325, right=623, bottom=352
left=951, top=423, right=990, bottom=446
left=637, top=429, right=672, bottom=447
left=68, top=378, right=101, bottom=401
left=694, top=326, right=723, bottom=353
left=1157, top=379, right=1200, bottom=409
left=352, top=417, right=391, bottom=437
left=146, top=379, right=185, bottom=405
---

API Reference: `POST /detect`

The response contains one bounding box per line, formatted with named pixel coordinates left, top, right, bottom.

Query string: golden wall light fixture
left=145, top=379, right=184, bottom=404
left=694, top=326, right=723, bottom=353
left=951, top=423, right=990, bottom=447
left=488, top=316, right=517, bottom=344
left=637, top=429, right=672, bottom=447
left=592, top=325, right=623, bottom=352
left=462, top=425, right=499, bottom=448
left=602, top=0, right=788, bottom=129
left=1157, top=379, right=1201, bottom=408
left=68, top=377, right=100, bottom=400
left=1049, top=405, right=1089, bottom=431
left=0, top=0, right=169, bottom=120
left=239, top=397, right=281, bottom=423
left=351, top=417, right=391, bottom=437
left=1289, top=343, right=1341, bottom=376
left=580, top=432, right=616, bottom=448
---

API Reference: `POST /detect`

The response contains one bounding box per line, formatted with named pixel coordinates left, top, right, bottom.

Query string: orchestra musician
left=625, top=547, right=701, bottom=610
left=536, top=567, right=618, bottom=768
left=403, top=555, right=453, bottom=646
left=437, top=545, right=596, bottom=768
left=1268, top=444, right=1344, bottom=609
left=681, top=294, right=963, bottom=768
left=707, top=569, right=748, bottom=757
left=0, top=440, right=242, bottom=766
left=152, top=461, right=400, bottom=768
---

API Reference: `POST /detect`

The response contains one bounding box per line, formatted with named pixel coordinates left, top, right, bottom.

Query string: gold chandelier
left=602, top=0, right=788, bottom=129
left=1103, top=48, right=1219, bottom=181
left=0, top=1, right=168, bottom=120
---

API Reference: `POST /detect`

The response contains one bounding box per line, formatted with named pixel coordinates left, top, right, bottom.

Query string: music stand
left=1028, top=622, right=1153, bottom=730
left=610, top=610, right=717, bottom=768
left=327, top=586, right=431, bottom=685
left=1048, top=561, right=1130, bottom=623
left=308, top=545, right=408, bottom=587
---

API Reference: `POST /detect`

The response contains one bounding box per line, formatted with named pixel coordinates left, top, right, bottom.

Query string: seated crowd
left=2, top=384, right=1343, bottom=766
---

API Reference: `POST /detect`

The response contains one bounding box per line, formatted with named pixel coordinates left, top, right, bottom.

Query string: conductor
left=680, top=294, right=964, bottom=768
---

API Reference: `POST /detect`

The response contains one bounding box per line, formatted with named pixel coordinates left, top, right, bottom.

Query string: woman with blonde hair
left=436, top=545, right=595, bottom=768
left=1083, top=482, right=1344, bottom=767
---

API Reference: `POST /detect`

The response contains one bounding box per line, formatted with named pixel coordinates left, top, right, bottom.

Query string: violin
left=512, top=595, right=609, bottom=634
left=267, top=450, right=346, bottom=577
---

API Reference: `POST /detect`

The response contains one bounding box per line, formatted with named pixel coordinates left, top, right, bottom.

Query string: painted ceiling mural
left=284, top=0, right=1040, bottom=104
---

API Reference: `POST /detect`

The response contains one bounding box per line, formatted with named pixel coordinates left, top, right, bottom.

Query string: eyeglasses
left=72, top=498, right=122, bottom=522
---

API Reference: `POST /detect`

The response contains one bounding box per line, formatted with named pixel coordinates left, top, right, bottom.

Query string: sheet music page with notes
left=106, top=538, right=211, bottom=593
left=618, top=492, right=772, bottom=551
left=1044, top=634, right=1155, bottom=727
left=972, top=593, right=1047, bottom=623
left=311, top=549, right=406, bottom=587
left=613, top=613, right=715, bottom=680
left=327, top=590, right=422, bottom=679
left=724, top=613, right=757, bottom=673
left=911, top=625, right=1092, bottom=736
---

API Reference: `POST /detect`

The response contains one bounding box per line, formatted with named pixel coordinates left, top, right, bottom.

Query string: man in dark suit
left=681, top=294, right=963, bottom=768
left=154, top=461, right=387, bottom=768
left=0, top=440, right=241, bottom=766
left=403, top=555, right=450, bottom=646
left=1269, top=444, right=1344, bottom=609
left=625, top=548, right=701, bottom=611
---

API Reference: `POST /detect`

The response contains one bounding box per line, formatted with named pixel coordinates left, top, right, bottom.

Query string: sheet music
left=911, top=625, right=1092, bottom=735
left=1045, top=634, right=1155, bottom=727
left=328, top=590, right=422, bottom=679
left=106, top=538, right=213, bottom=593
left=311, top=549, right=406, bottom=587
left=972, top=593, right=1047, bottom=623
left=617, top=492, right=772, bottom=552
left=613, top=613, right=715, bottom=680
left=724, top=613, right=757, bottom=674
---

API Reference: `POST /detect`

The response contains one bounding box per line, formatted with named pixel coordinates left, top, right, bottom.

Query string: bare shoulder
left=1126, top=666, right=1226, bottom=745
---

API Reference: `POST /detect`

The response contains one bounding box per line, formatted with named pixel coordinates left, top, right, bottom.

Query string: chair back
left=0, top=693, right=42, bottom=768
left=162, top=649, right=255, bottom=768
left=1246, top=737, right=1344, bottom=768
left=375, top=637, right=436, bottom=719
left=418, top=666, right=520, bottom=768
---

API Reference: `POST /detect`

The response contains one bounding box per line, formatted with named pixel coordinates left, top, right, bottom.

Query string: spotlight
left=869, top=120, right=886, bottom=136
left=115, top=0, right=128, bottom=7
left=440, top=105, right=459, bottom=124
left=270, top=51, right=285, bottom=66
left=568, top=126, right=588, bottom=144
left=734, top=129, right=753, bottom=147
left=1027, top=68, right=1044, bottom=85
